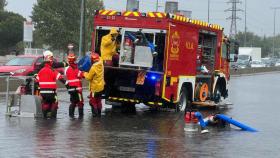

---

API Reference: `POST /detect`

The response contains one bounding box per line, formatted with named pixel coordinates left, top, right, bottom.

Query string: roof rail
left=95, top=10, right=223, bottom=31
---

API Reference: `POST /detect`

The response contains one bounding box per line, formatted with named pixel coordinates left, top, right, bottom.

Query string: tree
left=234, top=31, right=280, bottom=57
left=0, top=11, right=25, bottom=55
left=0, top=0, right=7, bottom=11
left=32, top=0, right=103, bottom=53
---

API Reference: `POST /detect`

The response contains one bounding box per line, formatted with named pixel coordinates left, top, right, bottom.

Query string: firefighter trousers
left=89, top=92, right=102, bottom=116
left=69, top=90, right=84, bottom=117
left=40, top=91, right=58, bottom=118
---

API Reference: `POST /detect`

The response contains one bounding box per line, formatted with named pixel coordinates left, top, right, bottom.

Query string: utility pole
left=244, top=0, right=247, bottom=47
left=156, top=0, right=159, bottom=12
left=225, top=0, right=242, bottom=38
left=79, top=0, right=85, bottom=57
left=271, top=7, right=280, bottom=57
left=208, top=0, right=210, bottom=23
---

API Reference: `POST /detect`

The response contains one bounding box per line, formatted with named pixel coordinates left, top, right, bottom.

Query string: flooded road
left=0, top=73, right=280, bottom=158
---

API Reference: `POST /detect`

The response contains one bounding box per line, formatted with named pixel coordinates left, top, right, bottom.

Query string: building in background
left=126, top=0, right=139, bottom=11
left=177, top=10, right=192, bottom=18
left=165, top=1, right=178, bottom=14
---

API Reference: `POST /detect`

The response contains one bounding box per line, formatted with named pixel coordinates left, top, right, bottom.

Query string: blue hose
left=215, top=114, right=258, bottom=132
left=194, top=112, right=258, bottom=132
left=194, top=112, right=207, bottom=128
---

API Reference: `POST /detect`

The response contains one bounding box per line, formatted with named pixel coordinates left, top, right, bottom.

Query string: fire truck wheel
left=214, top=84, right=222, bottom=103
left=177, top=87, right=191, bottom=112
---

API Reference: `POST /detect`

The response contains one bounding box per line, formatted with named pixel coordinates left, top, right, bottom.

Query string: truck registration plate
left=119, top=86, right=135, bottom=92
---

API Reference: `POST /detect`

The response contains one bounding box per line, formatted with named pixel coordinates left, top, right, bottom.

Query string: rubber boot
left=91, top=106, right=97, bottom=117
left=51, top=109, right=57, bottom=119
left=42, top=110, right=48, bottom=119
left=97, top=109, right=101, bottom=117
left=69, top=105, right=75, bottom=118
left=78, top=107, right=84, bottom=118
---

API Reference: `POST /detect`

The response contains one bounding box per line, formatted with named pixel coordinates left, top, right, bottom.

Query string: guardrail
left=0, top=76, right=89, bottom=93
left=230, top=66, right=280, bottom=76
left=1, top=67, right=279, bottom=92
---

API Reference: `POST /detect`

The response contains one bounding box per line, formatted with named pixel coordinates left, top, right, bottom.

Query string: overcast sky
left=5, top=0, right=280, bottom=36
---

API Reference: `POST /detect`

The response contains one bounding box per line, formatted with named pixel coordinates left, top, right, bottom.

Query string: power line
left=271, top=7, right=280, bottom=57
left=225, top=0, right=243, bottom=38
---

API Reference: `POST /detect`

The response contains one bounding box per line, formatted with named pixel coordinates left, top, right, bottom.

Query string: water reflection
left=1, top=73, right=280, bottom=157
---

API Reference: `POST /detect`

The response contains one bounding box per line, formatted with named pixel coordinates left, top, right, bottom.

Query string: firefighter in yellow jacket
left=84, top=52, right=105, bottom=117
left=101, top=28, right=119, bottom=65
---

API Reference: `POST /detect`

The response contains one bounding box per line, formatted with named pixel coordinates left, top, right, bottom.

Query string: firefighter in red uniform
left=65, top=53, right=84, bottom=118
left=36, top=53, right=65, bottom=118
left=84, top=53, right=105, bottom=117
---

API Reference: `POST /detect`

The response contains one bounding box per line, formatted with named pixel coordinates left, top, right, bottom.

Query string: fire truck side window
left=198, top=32, right=217, bottom=73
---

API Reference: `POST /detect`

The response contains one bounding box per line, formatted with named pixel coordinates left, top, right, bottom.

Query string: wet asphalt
left=0, top=72, right=280, bottom=158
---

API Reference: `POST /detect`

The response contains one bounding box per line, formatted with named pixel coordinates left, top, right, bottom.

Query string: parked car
left=275, top=59, right=280, bottom=67
left=251, top=60, right=266, bottom=68
left=261, top=58, right=275, bottom=67
left=230, top=61, right=238, bottom=69
left=0, top=55, right=64, bottom=76
left=237, top=54, right=252, bottom=68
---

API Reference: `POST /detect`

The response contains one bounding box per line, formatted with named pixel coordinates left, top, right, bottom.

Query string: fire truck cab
left=92, top=10, right=238, bottom=111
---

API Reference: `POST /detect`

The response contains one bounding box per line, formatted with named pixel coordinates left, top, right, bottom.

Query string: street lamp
left=271, top=7, right=280, bottom=57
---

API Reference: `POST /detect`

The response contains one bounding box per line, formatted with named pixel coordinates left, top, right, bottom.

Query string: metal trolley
left=4, top=76, right=42, bottom=117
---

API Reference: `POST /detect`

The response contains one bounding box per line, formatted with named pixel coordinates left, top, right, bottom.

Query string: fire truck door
left=162, top=23, right=197, bottom=102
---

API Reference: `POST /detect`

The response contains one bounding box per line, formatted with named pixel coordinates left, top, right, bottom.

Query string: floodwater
left=0, top=73, right=280, bottom=158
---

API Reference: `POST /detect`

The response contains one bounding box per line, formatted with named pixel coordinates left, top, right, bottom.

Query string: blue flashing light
left=151, top=75, right=157, bottom=80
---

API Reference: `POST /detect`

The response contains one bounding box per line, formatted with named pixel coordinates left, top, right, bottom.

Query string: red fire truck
left=92, top=10, right=238, bottom=111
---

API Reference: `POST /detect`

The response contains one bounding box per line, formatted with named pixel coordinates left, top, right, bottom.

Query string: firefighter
left=100, top=28, right=119, bottom=66
left=35, top=50, right=68, bottom=73
left=65, top=53, right=84, bottom=118
left=33, top=50, right=68, bottom=95
left=36, top=52, right=65, bottom=119
left=84, top=52, right=105, bottom=117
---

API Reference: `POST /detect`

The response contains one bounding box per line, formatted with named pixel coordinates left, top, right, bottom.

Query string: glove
left=65, top=83, right=70, bottom=89
left=62, top=61, right=69, bottom=67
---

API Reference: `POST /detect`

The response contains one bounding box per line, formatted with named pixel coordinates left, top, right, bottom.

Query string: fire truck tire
left=177, top=87, right=191, bottom=112
left=213, top=83, right=222, bottom=103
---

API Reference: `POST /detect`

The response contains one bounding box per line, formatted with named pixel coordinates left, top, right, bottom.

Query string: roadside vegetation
left=0, top=0, right=25, bottom=55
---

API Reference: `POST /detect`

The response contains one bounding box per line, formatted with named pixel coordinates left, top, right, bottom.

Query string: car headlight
left=14, top=69, right=26, bottom=73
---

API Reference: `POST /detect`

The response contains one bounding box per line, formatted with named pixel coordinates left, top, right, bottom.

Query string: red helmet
left=67, top=53, right=76, bottom=63
left=91, top=52, right=100, bottom=62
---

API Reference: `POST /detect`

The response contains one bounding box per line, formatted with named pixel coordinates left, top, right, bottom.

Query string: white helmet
left=43, top=50, right=53, bottom=58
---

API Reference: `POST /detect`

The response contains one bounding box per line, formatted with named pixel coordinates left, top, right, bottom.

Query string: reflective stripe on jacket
left=65, top=64, right=83, bottom=88
left=37, top=63, right=62, bottom=89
